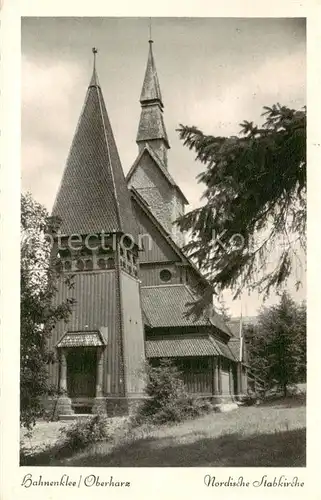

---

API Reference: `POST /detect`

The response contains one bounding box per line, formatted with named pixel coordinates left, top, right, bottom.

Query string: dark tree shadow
left=259, top=395, right=306, bottom=409
left=22, top=427, right=306, bottom=468
left=20, top=439, right=80, bottom=466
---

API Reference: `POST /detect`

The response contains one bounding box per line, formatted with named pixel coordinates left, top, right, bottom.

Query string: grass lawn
left=21, top=397, right=306, bottom=467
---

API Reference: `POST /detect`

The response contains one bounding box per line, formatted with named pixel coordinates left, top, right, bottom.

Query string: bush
left=133, top=359, right=215, bottom=426
left=185, top=397, right=216, bottom=417
left=59, top=415, right=111, bottom=452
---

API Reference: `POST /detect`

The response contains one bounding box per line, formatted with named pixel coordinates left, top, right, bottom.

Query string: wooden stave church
left=47, top=41, right=248, bottom=417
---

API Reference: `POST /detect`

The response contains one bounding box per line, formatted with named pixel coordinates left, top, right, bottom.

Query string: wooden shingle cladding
left=127, top=145, right=188, bottom=204
left=127, top=148, right=187, bottom=246
left=142, top=284, right=210, bottom=328
left=134, top=201, right=180, bottom=263
left=130, top=187, right=211, bottom=290
left=139, top=41, right=164, bottom=107
left=145, top=335, right=220, bottom=358
left=51, top=71, right=139, bottom=242
left=141, top=284, right=231, bottom=337
left=56, top=331, right=107, bottom=348
left=136, top=41, right=169, bottom=167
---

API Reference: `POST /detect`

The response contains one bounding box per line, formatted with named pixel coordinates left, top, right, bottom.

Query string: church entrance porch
left=55, top=330, right=108, bottom=417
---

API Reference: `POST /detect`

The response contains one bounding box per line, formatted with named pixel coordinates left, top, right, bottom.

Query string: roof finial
left=92, top=47, right=98, bottom=68
left=149, top=18, right=153, bottom=44
left=89, top=47, right=100, bottom=88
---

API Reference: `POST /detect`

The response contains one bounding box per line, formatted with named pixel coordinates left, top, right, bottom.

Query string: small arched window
left=107, top=258, right=115, bottom=269
left=85, top=259, right=93, bottom=271
left=98, top=258, right=106, bottom=269
left=76, top=259, right=84, bottom=271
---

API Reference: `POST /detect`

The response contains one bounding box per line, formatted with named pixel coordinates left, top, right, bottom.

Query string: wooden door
left=67, top=348, right=97, bottom=398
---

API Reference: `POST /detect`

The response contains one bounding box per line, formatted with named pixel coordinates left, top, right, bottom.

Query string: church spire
left=52, top=48, right=138, bottom=241
left=139, top=40, right=163, bottom=107
left=136, top=36, right=170, bottom=166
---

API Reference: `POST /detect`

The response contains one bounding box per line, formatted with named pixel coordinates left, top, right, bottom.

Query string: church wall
left=138, top=139, right=168, bottom=167
left=139, top=263, right=182, bottom=286
left=220, top=368, right=230, bottom=395
left=242, top=367, right=248, bottom=393
left=128, top=152, right=173, bottom=234
left=171, top=190, right=185, bottom=247
left=133, top=200, right=180, bottom=263
left=120, top=272, right=146, bottom=395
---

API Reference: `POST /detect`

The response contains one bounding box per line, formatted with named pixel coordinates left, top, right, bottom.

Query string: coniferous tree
left=177, top=105, right=306, bottom=315
left=244, top=292, right=306, bottom=397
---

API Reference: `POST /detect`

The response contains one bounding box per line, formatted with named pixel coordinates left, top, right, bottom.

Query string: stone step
left=215, top=402, right=239, bottom=413
left=59, top=414, right=93, bottom=421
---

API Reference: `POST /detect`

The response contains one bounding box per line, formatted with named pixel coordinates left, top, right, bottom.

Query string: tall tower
left=127, top=38, right=188, bottom=247
left=50, top=49, right=146, bottom=416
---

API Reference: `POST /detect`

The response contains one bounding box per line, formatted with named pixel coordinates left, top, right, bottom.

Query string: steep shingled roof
left=140, top=40, right=163, bottom=106
left=141, top=284, right=231, bottom=336
left=142, top=284, right=210, bottom=327
left=137, top=41, right=169, bottom=148
left=213, top=337, right=236, bottom=361
left=52, top=60, right=139, bottom=240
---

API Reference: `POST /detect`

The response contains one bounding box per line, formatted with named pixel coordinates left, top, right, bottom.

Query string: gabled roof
left=126, top=144, right=188, bottom=205
left=52, top=63, right=139, bottom=241
left=56, top=330, right=107, bottom=348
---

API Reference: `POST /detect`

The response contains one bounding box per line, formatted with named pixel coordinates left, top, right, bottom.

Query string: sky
left=21, top=17, right=306, bottom=316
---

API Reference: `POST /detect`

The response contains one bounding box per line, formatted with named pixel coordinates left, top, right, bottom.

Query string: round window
left=160, top=269, right=172, bottom=282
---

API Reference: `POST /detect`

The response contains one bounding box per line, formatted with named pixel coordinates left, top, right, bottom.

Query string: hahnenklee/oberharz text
left=21, top=474, right=131, bottom=488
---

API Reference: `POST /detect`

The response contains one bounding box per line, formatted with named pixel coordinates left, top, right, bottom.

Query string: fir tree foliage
left=20, top=193, right=75, bottom=429
left=177, top=105, right=306, bottom=315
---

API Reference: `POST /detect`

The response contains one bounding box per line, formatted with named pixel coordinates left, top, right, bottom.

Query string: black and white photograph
left=18, top=16, right=307, bottom=471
